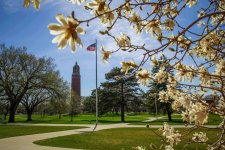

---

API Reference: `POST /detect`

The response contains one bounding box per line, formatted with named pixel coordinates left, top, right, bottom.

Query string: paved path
left=142, top=116, right=164, bottom=123
left=0, top=123, right=219, bottom=150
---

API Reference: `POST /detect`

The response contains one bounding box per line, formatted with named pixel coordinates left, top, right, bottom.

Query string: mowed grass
left=34, top=127, right=221, bottom=150
left=0, top=125, right=85, bottom=139
left=1, top=113, right=222, bottom=125
left=130, top=113, right=222, bottom=125
left=1, top=113, right=151, bottom=124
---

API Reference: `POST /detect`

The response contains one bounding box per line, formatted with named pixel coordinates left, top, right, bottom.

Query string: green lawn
left=1, top=113, right=151, bottom=124
left=130, top=113, right=222, bottom=125
left=1, top=113, right=222, bottom=125
left=0, top=125, right=85, bottom=139
left=34, top=127, right=221, bottom=150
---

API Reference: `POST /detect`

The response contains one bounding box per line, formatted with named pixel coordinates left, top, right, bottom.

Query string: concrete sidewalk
left=0, top=123, right=219, bottom=150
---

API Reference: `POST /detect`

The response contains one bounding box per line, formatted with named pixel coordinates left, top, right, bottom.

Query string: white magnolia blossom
left=161, top=123, right=181, bottom=147
left=24, top=0, right=40, bottom=10
left=165, top=145, right=174, bottom=150
left=151, top=55, right=158, bottom=66
left=190, top=103, right=208, bottom=125
left=100, top=46, right=111, bottom=63
left=198, top=10, right=205, bottom=18
left=164, top=19, right=175, bottom=31
left=116, top=33, right=131, bottom=50
left=179, top=94, right=192, bottom=109
left=87, top=0, right=109, bottom=15
left=159, top=91, right=170, bottom=103
left=172, top=100, right=183, bottom=110
left=192, top=132, right=208, bottom=142
left=172, top=94, right=192, bottom=110
left=155, top=67, right=167, bottom=84
left=198, top=66, right=211, bottom=86
left=136, top=69, right=151, bottom=86
left=48, top=14, right=85, bottom=52
left=215, top=60, right=225, bottom=76
left=133, top=146, right=146, bottom=150
left=24, top=0, right=225, bottom=149
left=163, top=5, right=178, bottom=17
left=186, top=0, right=198, bottom=7
left=121, top=60, right=138, bottom=74
left=68, top=0, right=86, bottom=5
left=145, top=20, right=162, bottom=37
left=175, top=63, right=195, bottom=82
left=177, top=35, right=191, bottom=50
left=218, top=98, right=225, bottom=110
left=197, top=20, right=205, bottom=27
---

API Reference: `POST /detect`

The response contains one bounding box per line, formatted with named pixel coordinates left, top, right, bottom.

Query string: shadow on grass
left=10, top=119, right=143, bottom=125
left=129, top=119, right=185, bottom=125
left=149, top=119, right=184, bottom=125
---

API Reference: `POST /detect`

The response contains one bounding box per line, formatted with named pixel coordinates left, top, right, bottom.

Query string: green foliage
left=83, top=67, right=144, bottom=122
left=0, top=44, right=69, bottom=122
left=147, top=56, right=173, bottom=120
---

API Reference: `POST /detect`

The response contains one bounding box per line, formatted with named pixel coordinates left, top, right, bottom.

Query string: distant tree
left=0, top=100, right=9, bottom=120
left=70, top=90, right=81, bottom=122
left=50, top=97, right=69, bottom=119
left=104, top=67, right=142, bottom=122
left=99, top=82, right=120, bottom=115
left=23, top=1, right=225, bottom=149
left=49, top=80, right=70, bottom=119
left=126, top=92, right=145, bottom=114
left=82, top=96, right=95, bottom=113
left=148, top=55, right=173, bottom=121
left=0, top=45, right=60, bottom=123
left=21, top=88, right=53, bottom=121
left=36, top=101, right=49, bottom=118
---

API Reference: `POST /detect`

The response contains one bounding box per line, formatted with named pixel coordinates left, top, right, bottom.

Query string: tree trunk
left=121, top=83, right=125, bottom=122
left=3, top=104, right=9, bottom=120
left=4, top=112, right=8, bottom=120
left=25, top=107, right=34, bottom=121
left=166, top=103, right=172, bottom=121
left=43, top=110, right=45, bottom=118
left=59, top=113, right=61, bottom=119
left=8, top=102, right=19, bottom=123
left=8, top=107, right=16, bottom=123
left=70, top=112, right=73, bottom=122
left=27, top=111, right=32, bottom=121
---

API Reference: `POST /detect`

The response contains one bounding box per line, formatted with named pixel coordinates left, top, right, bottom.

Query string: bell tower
left=71, top=62, right=81, bottom=114
left=72, top=62, right=81, bottom=97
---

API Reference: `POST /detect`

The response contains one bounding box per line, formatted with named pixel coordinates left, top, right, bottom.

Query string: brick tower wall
left=71, top=75, right=80, bottom=97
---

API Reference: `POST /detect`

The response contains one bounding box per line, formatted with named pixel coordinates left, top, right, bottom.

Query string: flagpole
left=93, top=39, right=98, bottom=131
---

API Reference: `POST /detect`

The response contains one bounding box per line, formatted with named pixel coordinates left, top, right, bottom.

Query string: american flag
left=87, top=43, right=96, bottom=51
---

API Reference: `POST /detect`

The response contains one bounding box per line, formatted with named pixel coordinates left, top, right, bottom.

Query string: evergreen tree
left=148, top=55, right=173, bottom=121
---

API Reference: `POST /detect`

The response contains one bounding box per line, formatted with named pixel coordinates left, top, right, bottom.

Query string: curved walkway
left=0, top=123, right=218, bottom=150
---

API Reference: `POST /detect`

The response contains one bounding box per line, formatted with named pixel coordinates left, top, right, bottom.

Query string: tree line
left=82, top=57, right=174, bottom=122
left=0, top=44, right=72, bottom=122
left=0, top=44, right=174, bottom=123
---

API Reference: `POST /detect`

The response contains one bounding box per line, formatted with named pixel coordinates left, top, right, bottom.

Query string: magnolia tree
left=24, top=0, right=224, bottom=149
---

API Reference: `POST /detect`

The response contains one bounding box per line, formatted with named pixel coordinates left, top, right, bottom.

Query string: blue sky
left=0, top=0, right=206, bottom=96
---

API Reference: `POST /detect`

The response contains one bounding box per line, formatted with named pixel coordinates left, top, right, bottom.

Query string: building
left=71, top=62, right=81, bottom=114
left=203, top=94, right=219, bottom=107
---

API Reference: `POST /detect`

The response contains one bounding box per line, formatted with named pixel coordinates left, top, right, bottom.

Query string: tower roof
left=73, top=61, right=80, bottom=75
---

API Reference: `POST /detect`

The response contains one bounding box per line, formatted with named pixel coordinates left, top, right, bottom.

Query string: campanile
left=71, top=62, right=81, bottom=98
